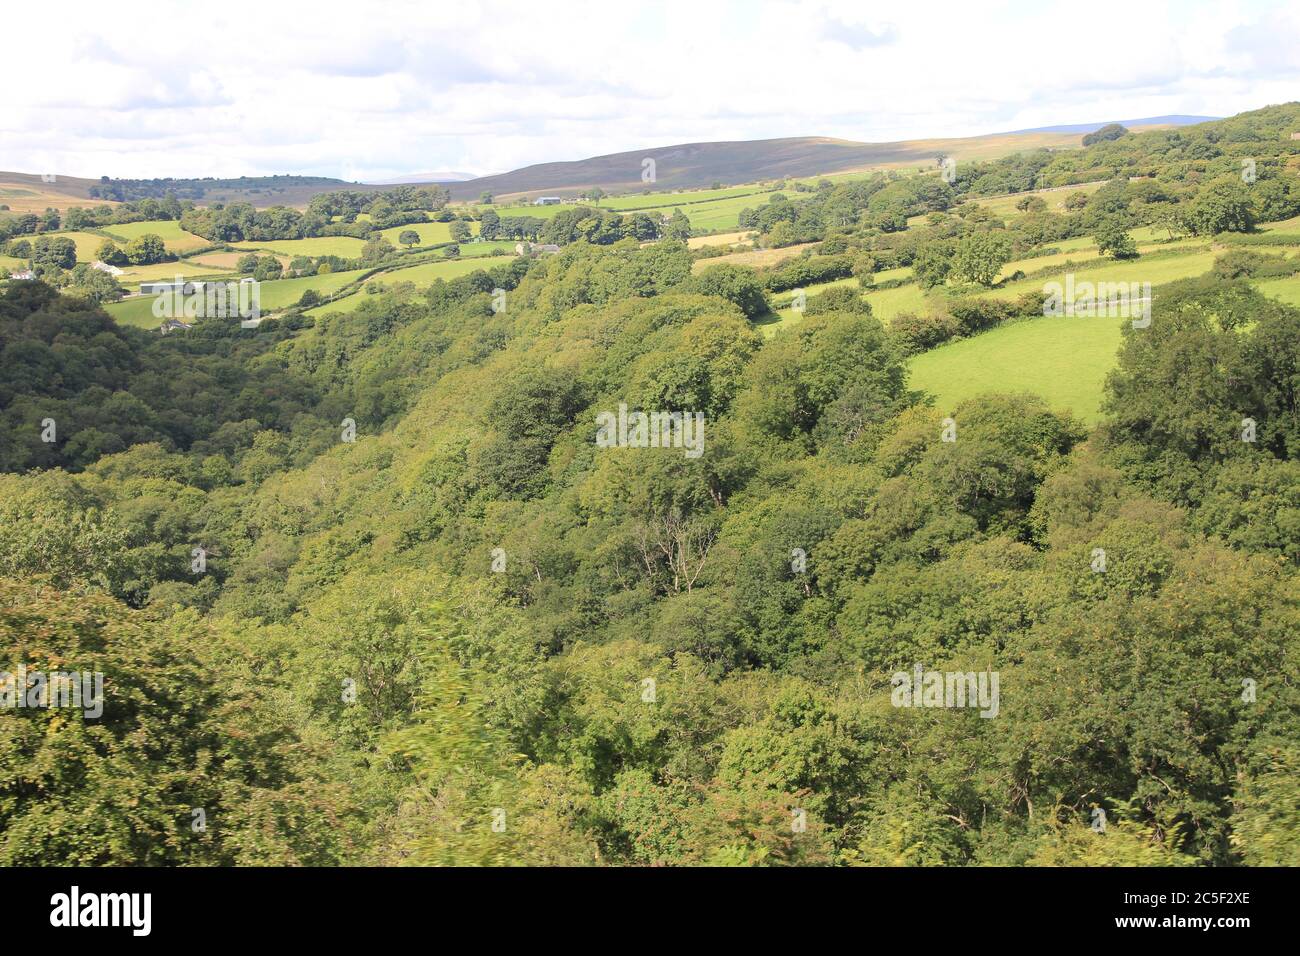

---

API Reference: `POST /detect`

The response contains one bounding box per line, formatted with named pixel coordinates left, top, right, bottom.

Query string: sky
left=4, top=0, right=1298, bottom=183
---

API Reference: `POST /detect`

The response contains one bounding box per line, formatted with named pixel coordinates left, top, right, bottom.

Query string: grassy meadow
left=102, top=220, right=210, bottom=254
left=908, top=313, right=1128, bottom=424
left=230, top=236, right=369, bottom=258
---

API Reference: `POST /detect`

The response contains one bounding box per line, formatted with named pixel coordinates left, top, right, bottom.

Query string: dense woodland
left=1, top=105, right=1299, bottom=866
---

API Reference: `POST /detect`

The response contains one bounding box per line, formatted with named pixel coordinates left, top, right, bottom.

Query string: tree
left=1185, top=179, right=1255, bottom=235
left=66, top=264, right=122, bottom=303
left=361, top=235, right=396, bottom=262
left=95, top=239, right=127, bottom=266
left=0, top=578, right=357, bottom=865
left=479, top=191, right=493, bottom=205
left=663, top=208, right=692, bottom=241
left=1251, top=176, right=1300, bottom=224
left=912, top=241, right=954, bottom=288
left=1094, top=220, right=1138, bottom=259
left=252, top=257, right=283, bottom=281
left=450, top=221, right=472, bottom=243
left=479, top=208, right=500, bottom=240
left=1082, top=122, right=1129, bottom=146
left=686, top=264, right=768, bottom=319
left=804, top=285, right=872, bottom=316
left=398, top=229, right=420, bottom=249
left=950, top=232, right=1011, bottom=286
left=30, top=235, right=77, bottom=270
left=125, top=233, right=167, bottom=265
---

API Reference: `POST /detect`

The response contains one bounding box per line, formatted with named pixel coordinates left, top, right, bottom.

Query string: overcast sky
left=5, top=0, right=1298, bottom=182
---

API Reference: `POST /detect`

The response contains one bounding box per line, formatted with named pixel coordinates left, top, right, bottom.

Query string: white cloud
left=0, top=0, right=1293, bottom=181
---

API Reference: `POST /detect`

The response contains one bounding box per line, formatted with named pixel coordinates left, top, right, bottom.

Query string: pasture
left=692, top=242, right=815, bottom=273
left=988, top=248, right=1218, bottom=302
left=116, top=262, right=237, bottom=284
left=600, top=185, right=772, bottom=211
left=457, top=241, right=517, bottom=258
left=374, top=256, right=508, bottom=285
left=26, top=231, right=106, bottom=262
left=104, top=267, right=371, bottom=329
left=102, top=220, right=210, bottom=254
left=377, top=221, right=473, bottom=247
left=0, top=181, right=114, bottom=215
left=484, top=203, right=573, bottom=220
left=1257, top=273, right=1300, bottom=308
left=687, top=231, right=756, bottom=249
left=907, top=312, right=1128, bottom=425
left=230, top=236, right=369, bottom=258
left=187, top=252, right=291, bottom=271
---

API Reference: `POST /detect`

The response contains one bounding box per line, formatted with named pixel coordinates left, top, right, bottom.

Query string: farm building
left=533, top=196, right=562, bottom=205
left=140, top=280, right=193, bottom=295
left=92, top=260, right=124, bottom=276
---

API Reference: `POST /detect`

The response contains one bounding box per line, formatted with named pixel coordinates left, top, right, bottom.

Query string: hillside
left=4, top=96, right=1300, bottom=873
left=0, top=172, right=389, bottom=212
left=2, top=117, right=1215, bottom=213
left=445, top=130, right=1097, bottom=201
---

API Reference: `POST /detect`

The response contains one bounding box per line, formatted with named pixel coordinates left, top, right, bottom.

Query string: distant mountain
left=0, top=113, right=1249, bottom=211
left=442, top=128, right=1093, bottom=201
left=1010, top=115, right=1221, bottom=134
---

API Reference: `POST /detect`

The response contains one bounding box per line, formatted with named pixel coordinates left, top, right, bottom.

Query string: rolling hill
left=2, top=115, right=1225, bottom=212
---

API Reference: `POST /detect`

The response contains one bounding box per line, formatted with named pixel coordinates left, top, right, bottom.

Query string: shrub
left=888, top=311, right=961, bottom=354
left=804, top=285, right=872, bottom=317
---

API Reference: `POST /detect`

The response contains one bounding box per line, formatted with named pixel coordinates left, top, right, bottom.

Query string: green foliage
left=1093, top=220, right=1138, bottom=259
left=1081, top=123, right=1129, bottom=147
left=950, top=231, right=1012, bottom=286
left=4, top=110, right=1300, bottom=865
left=686, top=263, right=768, bottom=318
left=0, top=579, right=358, bottom=865
left=1184, top=179, right=1255, bottom=235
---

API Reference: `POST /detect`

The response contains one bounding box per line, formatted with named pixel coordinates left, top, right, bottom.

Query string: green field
left=479, top=190, right=809, bottom=233
left=377, top=221, right=475, bottom=246
left=304, top=256, right=516, bottom=318
left=24, top=231, right=106, bottom=262
left=989, top=249, right=1218, bottom=301
left=105, top=268, right=371, bottom=328
left=974, top=181, right=1106, bottom=220
left=1257, top=273, right=1300, bottom=308
left=231, top=236, right=369, bottom=258
left=908, top=312, right=1127, bottom=424
left=117, top=262, right=237, bottom=285
left=102, top=220, right=210, bottom=254
left=370, top=256, right=504, bottom=285
left=902, top=245, right=1290, bottom=426
left=652, top=190, right=814, bottom=232
left=483, top=203, right=573, bottom=220
left=599, top=185, right=772, bottom=211
left=457, top=241, right=518, bottom=258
